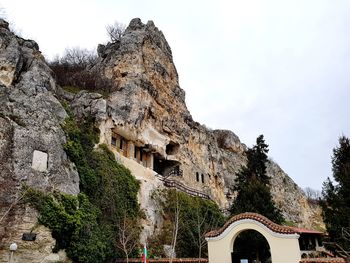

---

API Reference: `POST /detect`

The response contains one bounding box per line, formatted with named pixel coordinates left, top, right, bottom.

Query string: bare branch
left=115, top=215, right=140, bottom=263
left=0, top=187, right=29, bottom=223
left=106, top=21, right=126, bottom=43
left=304, top=187, right=321, bottom=203
left=60, top=47, right=97, bottom=68
left=169, top=190, right=180, bottom=263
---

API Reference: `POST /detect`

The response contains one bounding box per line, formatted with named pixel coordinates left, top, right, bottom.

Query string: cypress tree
left=230, top=135, right=283, bottom=262
left=321, top=136, right=350, bottom=250
left=230, top=135, right=284, bottom=224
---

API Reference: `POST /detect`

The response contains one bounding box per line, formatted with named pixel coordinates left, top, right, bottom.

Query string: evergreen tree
left=321, top=136, right=350, bottom=250
left=230, top=135, right=284, bottom=224
left=230, top=135, right=283, bottom=262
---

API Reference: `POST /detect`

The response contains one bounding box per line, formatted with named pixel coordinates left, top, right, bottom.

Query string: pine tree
left=230, top=135, right=284, bottom=224
left=321, top=136, right=350, bottom=250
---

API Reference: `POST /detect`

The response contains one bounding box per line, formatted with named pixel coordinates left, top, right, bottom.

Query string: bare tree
left=0, top=194, right=23, bottom=223
left=116, top=215, right=140, bottom=263
left=0, top=184, right=29, bottom=224
left=304, top=187, right=321, bottom=202
left=106, top=21, right=126, bottom=42
left=196, top=207, right=208, bottom=260
left=169, top=190, right=180, bottom=263
left=49, top=47, right=114, bottom=94
left=60, top=47, right=97, bottom=68
left=188, top=199, right=221, bottom=261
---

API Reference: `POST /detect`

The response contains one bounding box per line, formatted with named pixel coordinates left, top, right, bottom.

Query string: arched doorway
left=205, top=213, right=301, bottom=263
left=232, top=230, right=271, bottom=263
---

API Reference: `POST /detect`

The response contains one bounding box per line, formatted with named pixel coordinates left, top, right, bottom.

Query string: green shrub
left=90, top=145, right=140, bottom=222
left=62, top=116, right=99, bottom=198
left=25, top=110, right=141, bottom=263
left=23, top=188, right=109, bottom=262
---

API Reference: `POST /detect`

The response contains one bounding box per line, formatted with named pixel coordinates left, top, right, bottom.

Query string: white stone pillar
left=127, top=141, right=135, bottom=159
left=147, top=153, right=154, bottom=169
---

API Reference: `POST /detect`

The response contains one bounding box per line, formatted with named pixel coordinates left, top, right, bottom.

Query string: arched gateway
left=205, top=213, right=301, bottom=263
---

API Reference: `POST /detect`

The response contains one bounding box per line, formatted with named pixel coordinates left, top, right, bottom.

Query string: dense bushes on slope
left=23, top=188, right=111, bottom=262
left=49, top=48, right=114, bottom=95
left=25, top=111, right=141, bottom=263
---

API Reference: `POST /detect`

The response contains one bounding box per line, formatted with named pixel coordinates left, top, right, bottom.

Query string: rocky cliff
left=90, top=18, right=322, bottom=229
left=0, top=19, right=76, bottom=262
left=0, top=17, right=323, bottom=262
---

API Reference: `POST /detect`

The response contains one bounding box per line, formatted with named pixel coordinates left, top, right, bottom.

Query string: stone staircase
left=155, top=173, right=211, bottom=200
left=166, top=167, right=183, bottom=177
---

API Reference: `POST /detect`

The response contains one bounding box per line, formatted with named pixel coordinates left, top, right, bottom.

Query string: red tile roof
left=114, top=259, right=208, bottom=263
left=205, top=212, right=323, bottom=238
left=300, top=258, right=345, bottom=263
left=289, top=227, right=323, bottom=235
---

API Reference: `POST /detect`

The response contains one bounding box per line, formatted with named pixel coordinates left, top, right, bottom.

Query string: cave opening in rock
left=153, top=154, right=181, bottom=177
left=166, top=141, right=180, bottom=155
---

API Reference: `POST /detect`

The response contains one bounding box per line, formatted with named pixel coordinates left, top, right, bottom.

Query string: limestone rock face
left=0, top=16, right=324, bottom=261
left=90, top=17, right=323, bottom=231
left=267, top=161, right=323, bottom=229
left=96, top=18, right=190, bottom=137
left=69, top=90, right=107, bottom=122
left=0, top=19, right=78, bottom=262
left=1, top=207, right=71, bottom=263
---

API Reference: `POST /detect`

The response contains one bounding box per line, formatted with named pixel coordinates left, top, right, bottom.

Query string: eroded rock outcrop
left=0, top=16, right=324, bottom=261
left=87, top=17, right=323, bottom=233
left=0, top=19, right=77, bottom=263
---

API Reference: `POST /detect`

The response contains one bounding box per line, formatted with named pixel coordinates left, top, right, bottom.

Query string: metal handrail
left=155, top=174, right=211, bottom=200
left=167, top=168, right=183, bottom=177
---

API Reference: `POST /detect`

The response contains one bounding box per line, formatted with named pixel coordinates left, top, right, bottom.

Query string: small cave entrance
left=166, top=141, right=180, bottom=155
left=153, top=154, right=181, bottom=177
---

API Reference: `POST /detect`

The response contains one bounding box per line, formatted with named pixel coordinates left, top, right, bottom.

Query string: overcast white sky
left=2, top=0, right=349, bottom=190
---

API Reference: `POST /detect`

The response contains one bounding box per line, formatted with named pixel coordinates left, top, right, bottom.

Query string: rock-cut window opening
left=133, top=146, right=144, bottom=162
left=111, top=133, right=125, bottom=152
left=166, top=141, right=180, bottom=155
left=111, top=136, right=117, bottom=147
left=196, top=172, right=199, bottom=182
left=110, top=132, right=182, bottom=174
left=201, top=173, right=204, bottom=183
